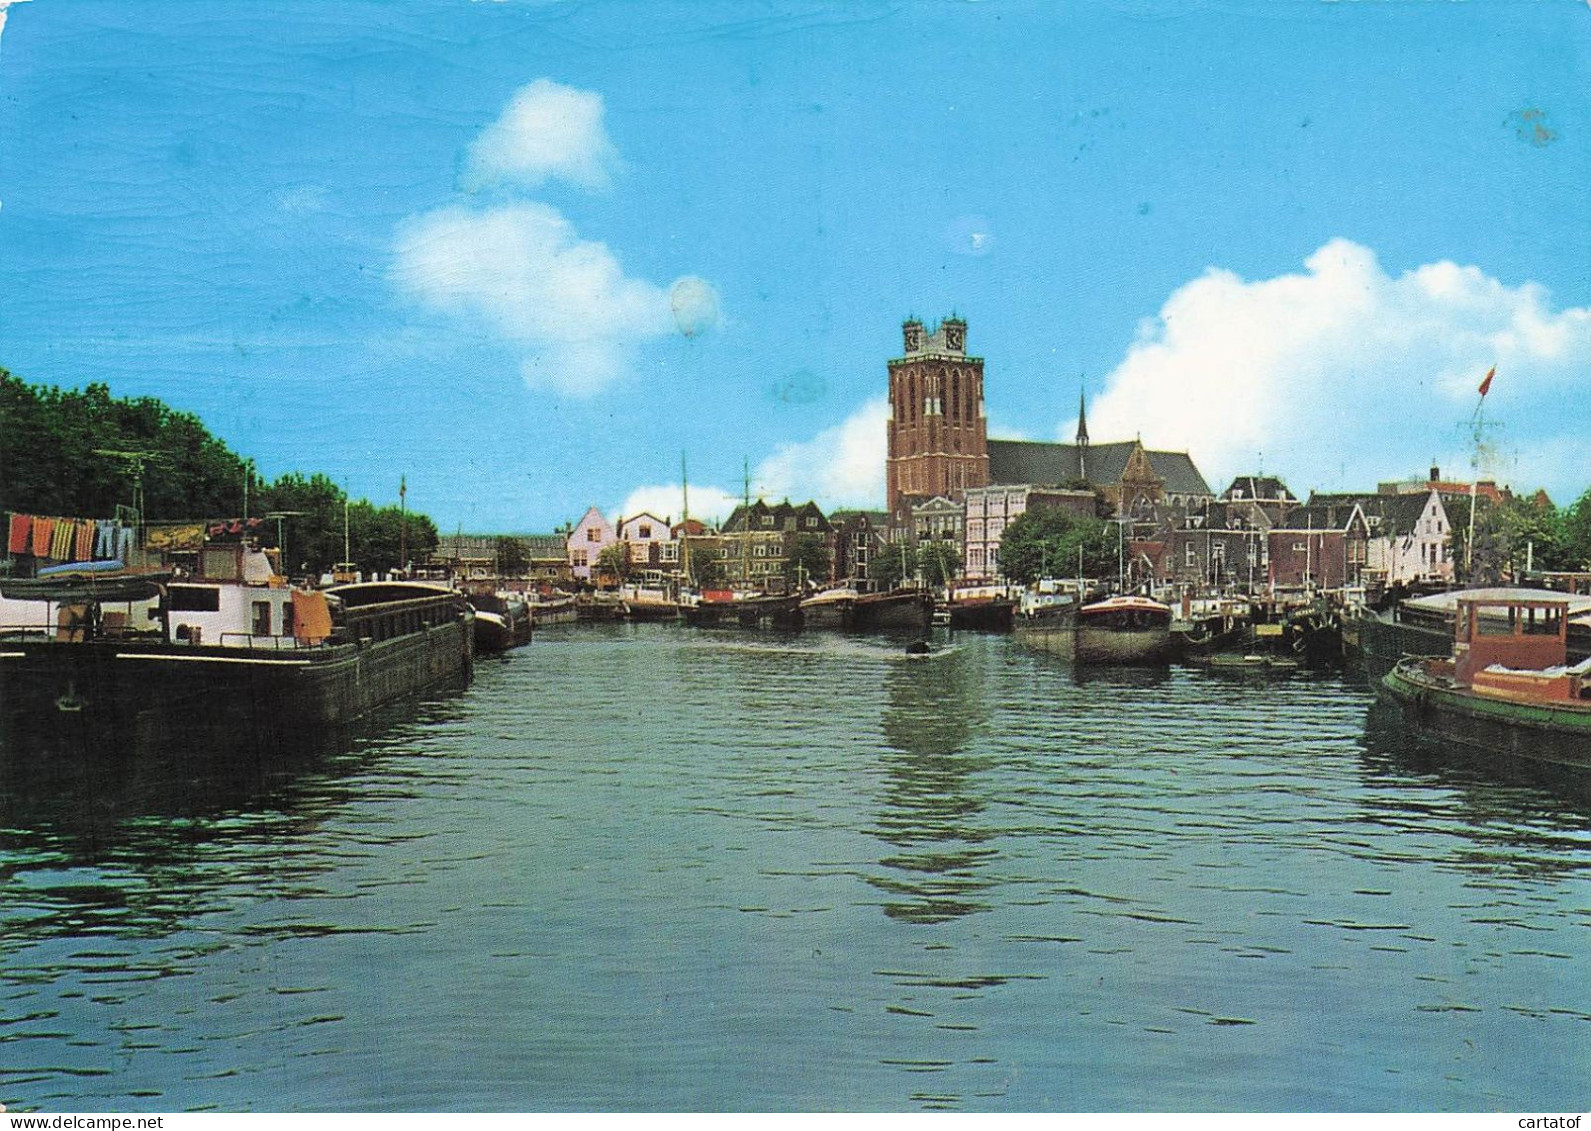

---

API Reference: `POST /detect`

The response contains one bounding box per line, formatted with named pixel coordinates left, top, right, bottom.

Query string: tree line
left=0, top=368, right=436, bottom=574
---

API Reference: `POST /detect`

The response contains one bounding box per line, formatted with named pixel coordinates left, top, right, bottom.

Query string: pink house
left=566, top=506, right=617, bottom=581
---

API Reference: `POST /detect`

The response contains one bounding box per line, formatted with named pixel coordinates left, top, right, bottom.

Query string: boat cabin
left=1454, top=590, right=1591, bottom=703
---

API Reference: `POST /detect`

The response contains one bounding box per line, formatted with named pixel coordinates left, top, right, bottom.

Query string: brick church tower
left=886, top=316, right=989, bottom=513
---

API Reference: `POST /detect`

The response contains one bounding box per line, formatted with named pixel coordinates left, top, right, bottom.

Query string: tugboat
left=1379, top=588, right=1591, bottom=768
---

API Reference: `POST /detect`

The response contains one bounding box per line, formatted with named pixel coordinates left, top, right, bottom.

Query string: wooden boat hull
left=1379, top=659, right=1591, bottom=768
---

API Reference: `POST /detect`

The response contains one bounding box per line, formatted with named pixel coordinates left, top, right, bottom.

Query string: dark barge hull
left=945, top=599, right=1016, bottom=633
left=1379, top=662, right=1591, bottom=769
left=852, top=592, right=934, bottom=632
left=682, top=596, right=803, bottom=628
left=1, top=615, right=473, bottom=753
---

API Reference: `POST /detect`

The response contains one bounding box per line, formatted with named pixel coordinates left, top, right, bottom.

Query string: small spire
left=1076, top=387, right=1090, bottom=446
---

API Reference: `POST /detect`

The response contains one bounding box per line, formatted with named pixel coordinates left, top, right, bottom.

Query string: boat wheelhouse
left=1379, top=588, right=1591, bottom=767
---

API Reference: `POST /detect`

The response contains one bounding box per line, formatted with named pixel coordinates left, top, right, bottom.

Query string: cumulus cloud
left=1086, top=239, right=1591, bottom=496
left=755, top=398, right=889, bottom=509
left=617, top=399, right=890, bottom=525
left=617, top=484, right=742, bottom=527
left=393, top=201, right=716, bottom=395
left=395, top=80, right=720, bottom=395
left=463, top=78, right=619, bottom=192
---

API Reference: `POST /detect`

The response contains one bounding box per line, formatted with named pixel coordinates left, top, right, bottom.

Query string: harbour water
left=2, top=624, right=1589, bottom=1112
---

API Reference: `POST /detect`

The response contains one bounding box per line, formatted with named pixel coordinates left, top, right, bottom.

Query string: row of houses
left=430, top=462, right=1515, bottom=596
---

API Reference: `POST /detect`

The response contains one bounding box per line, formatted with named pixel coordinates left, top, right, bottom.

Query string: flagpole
left=1465, top=366, right=1495, bottom=581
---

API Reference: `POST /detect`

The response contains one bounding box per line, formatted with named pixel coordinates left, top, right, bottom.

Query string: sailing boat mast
left=680, top=452, right=691, bottom=586
left=741, top=457, right=751, bottom=589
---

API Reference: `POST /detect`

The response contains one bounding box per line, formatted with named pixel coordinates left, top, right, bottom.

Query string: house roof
left=1305, top=491, right=1441, bottom=537
left=986, top=439, right=1212, bottom=496
left=1222, top=475, right=1295, bottom=502
left=1279, top=500, right=1368, bottom=531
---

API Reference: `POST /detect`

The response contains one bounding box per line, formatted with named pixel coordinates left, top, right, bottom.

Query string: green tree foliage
left=784, top=532, right=831, bottom=586
left=998, top=506, right=1117, bottom=585
left=1, top=369, right=437, bottom=575
left=495, top=535, right=530, bottom=577
left=596, top=543, right=631, bottom=583
left=1453, top=492, right=1573, bottom=584
left=872, top=541, right=918, bottom=589
left=919, top=539, right=961, bottom=587
left=1558, top=487, right=1591, bottom=571
left=689, top=545, right=725, bottom=588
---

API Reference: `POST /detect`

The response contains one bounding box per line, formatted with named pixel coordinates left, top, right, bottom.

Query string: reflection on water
left=3, top=629, right=1591, bottom=1112
left=873, top=646, right=994, bottom=923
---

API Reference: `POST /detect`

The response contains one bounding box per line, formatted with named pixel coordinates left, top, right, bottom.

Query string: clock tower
left=886, top=315, right=989, bottom=514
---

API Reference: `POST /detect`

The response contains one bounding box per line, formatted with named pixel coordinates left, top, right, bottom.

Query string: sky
left=1, top=0, right=1588, bottom=533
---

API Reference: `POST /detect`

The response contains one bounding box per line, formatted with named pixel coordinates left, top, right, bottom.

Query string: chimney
left=1429, top=465, right=1440, bottom=482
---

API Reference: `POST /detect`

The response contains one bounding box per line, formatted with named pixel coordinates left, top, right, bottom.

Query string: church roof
left=986, top=439, right=1212, bottom=497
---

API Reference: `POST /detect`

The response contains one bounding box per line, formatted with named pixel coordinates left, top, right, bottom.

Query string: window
left=806, top=516, right=817, bottom=528
left=587, top=527, right=600, bottom=542
left=169, top=585, right=221, bottom=612
left=761, top=515, right=773, bottom=528
left=639, top=524, right=651, bottom=539
left=1212, top=542, right=1227, bottom=565
left=1293, top=542, right=1307, bottom=552
left=252, top=600, right=272, bottom=637
left=1186, top=545, right=1199, bottom=567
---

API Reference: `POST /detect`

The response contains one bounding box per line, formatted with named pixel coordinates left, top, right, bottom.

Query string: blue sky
left=1, top=0, right=1588, bottom=532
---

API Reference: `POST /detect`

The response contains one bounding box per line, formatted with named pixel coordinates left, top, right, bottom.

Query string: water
left=3, top=624, right=1590, bottom=1111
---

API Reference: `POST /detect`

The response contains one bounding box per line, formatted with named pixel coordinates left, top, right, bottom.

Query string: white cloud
left=0, top=0, right=29, bottom=48
left=392, top=201, right=716, bottom=395
left=395, top=81, right=720, bottom=395
left=754, top=398, right=888, bottom=509
left=617, top=484, right=742, bottom=527
left=463, top=78, right=619, bottom=192
left=1086, top=239, right=1591, bottom=497
left=616, top=399, right=890, bottom=526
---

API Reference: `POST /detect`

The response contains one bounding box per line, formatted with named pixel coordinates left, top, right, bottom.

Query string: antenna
left=92, top=448, right=166, bottom=528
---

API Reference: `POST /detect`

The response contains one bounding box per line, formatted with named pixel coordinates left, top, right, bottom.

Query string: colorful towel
left=75, top=520, right=94, bottom=561
left=7, top=513, right=31, bottom=555
left=31, top=517, right=55, bottom=557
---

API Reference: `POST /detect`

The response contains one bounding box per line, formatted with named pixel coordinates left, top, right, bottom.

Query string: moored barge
left=1, top=556, right=475, bottom=748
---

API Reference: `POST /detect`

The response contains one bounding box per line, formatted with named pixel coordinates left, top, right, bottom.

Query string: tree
left=872, top=541, right=918, bottom=589
left=0, top=370, right=442, bottom=576
left=690, top=545, right=725, bottom=588
left=919, top=539, right=960, bottom=587
left=784, top=533, right=831, bottom=587
left=596, top=543, right=631, bottom=584
left=1453, top=493, right=1572, bottom=583
left=495, top=536, right=529, bottom=577
left=998, top=507, right=1117, bottom=585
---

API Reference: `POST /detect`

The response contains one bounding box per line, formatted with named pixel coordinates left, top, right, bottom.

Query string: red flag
left=1478, top=366, right=1496, bottom=397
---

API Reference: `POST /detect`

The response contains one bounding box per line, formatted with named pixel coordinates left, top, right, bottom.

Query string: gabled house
left=1268, top=500, right=1372, bottom=590
left=829, top=510, right=890, bottom=591
left=1165, top=500, right=1268, bottom=590
left=566, top=507, right=617, bottom=582
left=1309, top=489, right=1454, bottom=587
left=719, top=499, right=833, bottom=588
left=617, top=512, right=671, bottom=571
